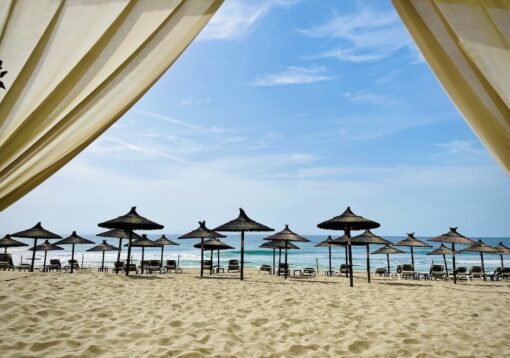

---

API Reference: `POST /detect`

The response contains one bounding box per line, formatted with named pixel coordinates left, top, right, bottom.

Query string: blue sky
left=1, top=0, right=510, bottom=237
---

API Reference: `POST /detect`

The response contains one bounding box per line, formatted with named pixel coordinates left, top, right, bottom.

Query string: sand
left=0, top=269, right=509, bottom=358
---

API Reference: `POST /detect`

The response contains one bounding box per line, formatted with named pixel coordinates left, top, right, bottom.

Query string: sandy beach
left=1, top=269, right=509, bottom=358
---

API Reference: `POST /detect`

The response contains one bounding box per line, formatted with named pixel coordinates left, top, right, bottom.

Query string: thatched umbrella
left=179, top=221, right=225, bottom=278
left=318, top=207, right=380, bottom=287
left=494, top=242, right=510, bottom=267
left=260, top=240, right=299, bottom=275
left=193, top=238, right=234, bottom=275
left=154, top=235, right=179, bottom=267
left=263, top=225, right=308, bottom=279
left=215, top=209, right=273, bottom=281
left=28, top=240, right=64, bottom=272
left=55, top=231, right=94, bottom=273
left=98, top=207, right=163, bottom=276
left=429, top=227, right=476, bottom=284
left=11, top=222, right=62, bottom=272
left=314, top=235, right=337, bottom=276
left=87, top=240, right=119, bottom=272
left=124, top=234, right=160, bottom=274
left=371, top=244, right=404, bottom=273
left=0, top=234, right=28, bottom=253
left=460, top=239, right=498, bottom=274
left=97, top=229, right=141, bottom=274
left=394, top=233, right=431, bottom=268
left=426, top=243, right=457, bottom=275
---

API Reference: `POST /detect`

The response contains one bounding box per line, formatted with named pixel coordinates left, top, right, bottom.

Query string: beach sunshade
left=0, top=234, right=28, bottom=253
left=28, top=240, right=64, bottom=272
left=427, top=243, right=458, bottom=275
left=214, top=209, right=273, bottom=281
left=394, top=233, right=431, bottom=267
left=352, top=230, right=391, bottom=284
left=55, top=231, right=94, bottom=273
left=97, top=229, right=141, bottom=275
left=193, top=238, right=234, bottom=275
left=314, top=235, right=337, bottom=276
left=429, top=227, right=475, bottom=284
left=98, top=207, right=163, bottom=276
left=461, top=239, right=498, bottom=274
left=154, top=235, right=179, bottom=267
left=87, top=240, right=119, bottom=271
left=260, top=240, right=299, bottom=276
left=317, top=207, right=380, bottom=288
left=371, top=244, right=404, bottom=274
left=179, top=221, right=224, bottom=278
left=11, top=222, right=62, bottom=272
left=494, top=242, right=510, bottom=267
left=124, top=234, right=160, bottom=274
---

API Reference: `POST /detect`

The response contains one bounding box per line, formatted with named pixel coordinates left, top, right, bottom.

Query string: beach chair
left=390, top=265, right=403, bottom=280
left=469, top=266, right=485, bottom=281
left=374, top=268, right=389, bottom=277
left=260, top=264, right=272, bottom=274
left=228, top=259, right=240, bottom=273
left=451, top=266, right=470, bottom=281
left=49, top=259, right=62, bottom=272
left=500, top=267, right=510, bottom=280
left=400, top=264, right=416, bottom=279
left=203, top=259, right=212, bottom=274
left=165, top=260, right=177, bottom=273
left=146, top=260, right=162, bottom=274
left=302, top=267, right=316, bottom=277
left=113, top=261, right=124, bottom=274
left=278, top=263, right=289, bottom=276
left=123, top=263, right=138, bottom=274
left=139, top=260, right=150, bottom=273
left=67, top=259, right=80, bottom=271
left=339, top=264, right=350, bottom=275
left=430, top=264, right=446, bottom=280
left=0, top=253, right=15, bottom=271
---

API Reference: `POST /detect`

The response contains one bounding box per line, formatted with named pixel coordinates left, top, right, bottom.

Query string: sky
left=1, top=0, right=510, bottom=237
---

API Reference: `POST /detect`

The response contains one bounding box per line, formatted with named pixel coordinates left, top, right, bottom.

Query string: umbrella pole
left=70, top=243, right=75, bottom=274
left=316, top=257, right=319, bottom=274
left=344, top=245, right=348, bottom=278
left=366, top=244, right=371, bottom=283
left=240, top=230, right=245, bottom=281
left=125, top=230, right=133, bottom=276
left=443, top=254, right=448, bottom=275
left=210, top=249, right=213, bottom=276
left=200, top=237, right=204, bottom=278
left=501, top=254, right=504, bottom=268
left=480, top=252, right=485, bottom=279
left=284, top=241, right=288, bottom=280
left=115, top=238, right=123, bottom=274
left=272, top=248, right=275, bottom=275
left=101, top=251, right=105, bottom=271
left=4, top=247, right=6, bottom=254
left=328, top=246, right=332, bottom=275
left=43, top=250, right=47, bottom=272
left=347, top=229, right=353, bottom=287
left=217, top=249, right=220, bottom=272
left=410, top=246, right=414, bottom=268
left=160, top=246, right=164, bottom=268
left=386, top=253, right=390, bottom=273
left=141, top=247, right=145, bottom=274
left=30, top=238, right=38, bottom=272
left=278, top=248, right=281, bottom=276
left=452, top=243, right=457, bottom=284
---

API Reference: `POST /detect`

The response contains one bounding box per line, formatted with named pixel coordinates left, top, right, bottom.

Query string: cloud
left=200, top=0, right=299, bottom=41
left=176, top=97, right=211, bottom=107
left=134, top=109, right=225, bottom=134
left=433, top=140, right=488, bottom=163
left=298, top=8, right=414, bottom=63
left=343, top=91, right=395, bottom=105
left=252, top=66, right=337, bottom=86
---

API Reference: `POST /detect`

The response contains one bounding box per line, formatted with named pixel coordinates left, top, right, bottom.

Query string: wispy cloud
left=176, top=97, right=211, bottom=107
left=252, top=66, right=337, bottom=86
left=134, top=109, right=225, bottom=134
left=343, top=91, right=395, bottom=106
left=298, top=8, right=413, bottom=63
left=433, top=140, right=488, bottom=163
left=200, top=0, right=299, bottom=41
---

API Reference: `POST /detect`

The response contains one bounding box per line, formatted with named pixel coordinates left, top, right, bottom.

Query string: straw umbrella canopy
left=154, top=235, right=179, bottom=267
left=193, top=238, right=234, bottom=275
left=429, top=227, right=476, bottom=284
left=0, top=234, right=28, bottom=253
left=55, top=231, right=94, bottom=273
left=262, top=225, right=308, bottom=279
left=11, top=222, right=62, bottom=272
left=315, top=235, right=337, bottom=276
left=124, top=234, right=160, bottom=274
left=214, top=209, right=273, bottom=281
left=87, top=240, right=119, bottom=272
left=28, top=240, right=64, bottom=272
left=260, top=240, right=299, bottom=275
left=98, top=207, right=163, bottom=276
left=426, top=243, right=457, bottom=275
left=394, top=233, right=431, bottom=268
left=494, top=242, right=510, bottom=267
left=460, top=239, right=498, bottom=274
left=371, top=244, right=404, bottom=273
left=97, top=229, right=141, bottom=274
left=179, top=221, right=225, bottom=278
left=318, top=207, right=380, bottom=287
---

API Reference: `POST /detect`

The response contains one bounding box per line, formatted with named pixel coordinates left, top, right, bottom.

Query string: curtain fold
left=392, top=0, right=510, bottom=175
left=0, top=0, right=223, bottom=212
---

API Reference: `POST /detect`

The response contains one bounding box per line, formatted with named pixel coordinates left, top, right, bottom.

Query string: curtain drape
left=392, top=0, right=510, bottom=175
left=0, top=0, right=222, bottom=212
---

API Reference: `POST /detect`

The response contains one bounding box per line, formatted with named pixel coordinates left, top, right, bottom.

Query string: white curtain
left=0, top=0, right=222, bottom=211
left=392, top=0, right=510, bottom=175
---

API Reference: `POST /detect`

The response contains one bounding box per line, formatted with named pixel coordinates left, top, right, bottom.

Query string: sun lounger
left=67, top=259, right=80, bottom=271
left=113, top=261, right=124, bottom=274
left=49, top=259, right=62, bottom=272
left=450, top=266, right=470, bottom=281
left=430, top=264, right=446, bottom=280
left=374, top=268, right=389, bottom=277
left=203, top=259, right=212, bottom=273
left=0, top=254, right=15, bottom=271
left=500, top=267, right=510, bottom=280
left=400, top=264, right=416, bottom=279
left=469, top=266, right=485, bottom=281
left=260, top=264, right=272, bottom=274
left=302, top=267, right=316, bottom=277
left=146, top=260, right=162, bottom=274
left=165, top=260, right=182, bottom=273
left=278, top=263, right=289, bottom=276
left=339, top=264, right=349, bottom=275
left=228, top=259, right=240, bottom=273
left=390, top=265, right=403, bottom=280
left=123, top=263, right=138, bottom=274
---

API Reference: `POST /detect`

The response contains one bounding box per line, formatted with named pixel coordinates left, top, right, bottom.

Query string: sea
left=7, top=234, right=509, bottom=274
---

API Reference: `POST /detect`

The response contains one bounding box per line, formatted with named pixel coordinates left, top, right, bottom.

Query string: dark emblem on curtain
left=0, top=60, right=7, bottom=90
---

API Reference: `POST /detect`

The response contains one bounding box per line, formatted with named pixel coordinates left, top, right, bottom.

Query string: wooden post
left=30, top=238, right=38, bottom=272
left=366, top=244, right=371, bottom=283
left=443, top=254, right=448, bottom=275
left=452, top=243, right=457, bottom=284
left=141, top=247, right=145, bottom=274
left=43, top=250, right=47, bottom=272
left=284, top=241, right=288, bottom=280
left=480, top=252, right=485, bottom=280
left=328, top=246, right=332, bottom=275
left=240, top=230, right=245, bottom=281
left=101, top=251, right=105, bottom=271
left=210, top=249, right=213, bottom=275
left=386, top=254, right=390, bottom=273
left=272, top=248, right=275, bottom=275
left=125, top=230, right=133, bottom=276
left=344, top=245, right=348, bottom=278
left=115, top=238, right=122, bottom=274
left=70, top=243, right=76, bottom=273
left=200, top=238, right=204, bottom=278
left=160, top=246, right=164, bottom=268
left=278, top=248, right=281, bottom=276
left=347, top=229, right=353, bottom=287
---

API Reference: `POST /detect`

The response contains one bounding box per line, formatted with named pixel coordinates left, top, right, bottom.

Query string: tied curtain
left=392, top=0, right=510, bottom=175
left=0, top=0, right=222, bottom=212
